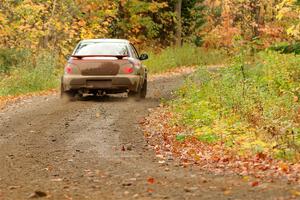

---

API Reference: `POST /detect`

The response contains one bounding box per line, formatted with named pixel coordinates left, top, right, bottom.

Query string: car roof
left=80, top=39, right=130, bottom=44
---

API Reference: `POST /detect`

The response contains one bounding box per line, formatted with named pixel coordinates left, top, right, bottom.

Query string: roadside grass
left=170, top=51, right=300, bottom=161
left=0, top=51, right=60, bottom=97
left=144, top=44, right=228, bottom=74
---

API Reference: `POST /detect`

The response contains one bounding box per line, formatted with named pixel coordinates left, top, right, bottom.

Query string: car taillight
left=66, top=66, right=72, bottom=74
left=123, top=66, right=134, bottom=74
left=65, top=64, right=73, bottom=74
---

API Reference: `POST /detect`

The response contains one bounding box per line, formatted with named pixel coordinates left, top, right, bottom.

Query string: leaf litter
left=140, top=105, right=300, bottom=184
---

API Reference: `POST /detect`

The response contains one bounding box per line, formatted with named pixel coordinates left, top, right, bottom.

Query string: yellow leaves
left=148, top=2, right=168, bottom=13
left=287, top=24, right=300, bottom=38
left=104, top=9, right=117, bottom=18
left=80, top=28, right=95, bottom=40
left=18, top=24, right=32, bottom=31
left=148, top=4, right=159, bottom=13
left=0, top=13, right=6, bottom=24
left=242, top=139, right=269, bottom=153
left=0, top=0, right=173, bottom=52
left=132, top=27, right=141, bottom=34
left=194, top=126, right=213, bottom=136
left=0, top=13, right=9, bottom=37
left=276, top=0, right=300, bottom=39
left=102, top=21, right=110, bottom=27
left=160, top=2, right=168, bottom=8
left=242, top=176, right=250, bottom=182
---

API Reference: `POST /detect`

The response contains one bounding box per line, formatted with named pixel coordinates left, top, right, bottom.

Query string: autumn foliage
left=0, top=0, right=299, bottom=56
left=141, top=50, right=300, bottom=181
left=0, top=0, right=202, bottom=56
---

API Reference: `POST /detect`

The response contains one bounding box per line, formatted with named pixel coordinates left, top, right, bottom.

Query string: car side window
left=129, top=44, right=139, bottom=59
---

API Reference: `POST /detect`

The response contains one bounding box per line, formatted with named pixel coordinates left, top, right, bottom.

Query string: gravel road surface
left=0, top=74, right=296, bottom=200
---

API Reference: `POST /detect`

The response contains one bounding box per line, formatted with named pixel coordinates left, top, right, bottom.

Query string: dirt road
left=0, top=74, right=297, bottom=200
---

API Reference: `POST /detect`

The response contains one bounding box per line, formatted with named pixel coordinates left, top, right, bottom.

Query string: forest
left=0, top=0, right=300, bottom=161
left=0, top=0, right=299, bottom=60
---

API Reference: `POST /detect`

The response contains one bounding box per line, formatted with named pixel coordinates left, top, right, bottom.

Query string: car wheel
left=139, top=79, right=147, bottom=99
left=61, top=83, right=77, bottom=101
left=128, top=79, right=147, bottom=100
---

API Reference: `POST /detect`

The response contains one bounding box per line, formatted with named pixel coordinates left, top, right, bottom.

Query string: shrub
left=0, top=51, right=60, bottom=96
left=171, top=51, right=300, bottom=160
left=0, top=48, right=32, bottom=74
left=269, top=42, right=300, bottom=55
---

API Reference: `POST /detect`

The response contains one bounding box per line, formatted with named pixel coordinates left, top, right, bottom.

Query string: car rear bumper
left=62, top=74, right=141, bottom=92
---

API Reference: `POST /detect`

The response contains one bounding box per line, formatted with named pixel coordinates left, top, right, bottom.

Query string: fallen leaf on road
left=290, top=190, right=300, bottom=196
left=243, top=176, right=250, bottom=182
left=28, top=190, right=47, bottom=198
left=147, top=188, right=154, bottom=193
left=51, top=178, right=63, bottom=182
left=141, top=105, right=300, bottom=183
left=279, top=163, right=289, bottom=173
left=122, top=182, right=133, bottom=187
left=126, top=143, right=133, bottom=151
left=8, top=186, right=20, bottom=190
left=64, top=194, right=73, bottom=200
left=251, top=181, right=259, bottom=187
left=147, top=177, right=155, bottom=184
left=224, top=190, right=231, bottom=195
left=156, top=154, right=164, bottom=159
left=121, top=145, right=126, bottom=151
left=184, top=187, right=198, bottom=193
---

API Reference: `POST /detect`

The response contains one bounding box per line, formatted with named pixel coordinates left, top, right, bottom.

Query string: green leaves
left=170, top=51, right=300, bottom=160
left=176, top=135, right=186, bottom=142
left=197, top=133, right=219, bottom=144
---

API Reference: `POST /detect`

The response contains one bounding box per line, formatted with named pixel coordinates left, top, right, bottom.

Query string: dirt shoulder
left=0, top=71, right=298, bottom=200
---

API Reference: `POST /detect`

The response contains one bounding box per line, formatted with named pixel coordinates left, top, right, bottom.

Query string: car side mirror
left=139, top=54, right=149, bottom=61
left=65, top=54, right=71, bottom=60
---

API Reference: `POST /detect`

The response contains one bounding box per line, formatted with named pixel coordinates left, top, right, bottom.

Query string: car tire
left=61, top=82, right=77, bottom=101
left=128, top=78, right=147, bottom=100
left=139, top=79, right=147, bottom=99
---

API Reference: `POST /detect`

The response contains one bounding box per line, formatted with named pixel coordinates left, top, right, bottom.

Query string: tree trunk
left=250, top=0, right=260, bottom=39
left=175, top=0, right=182, bottom=47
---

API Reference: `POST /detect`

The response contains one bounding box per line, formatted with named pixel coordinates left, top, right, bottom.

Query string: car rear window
left=74, top=42, right=129, bottom=56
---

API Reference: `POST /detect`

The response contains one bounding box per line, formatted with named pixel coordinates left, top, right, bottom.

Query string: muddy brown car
left=61, top=39, right=148, bottom=100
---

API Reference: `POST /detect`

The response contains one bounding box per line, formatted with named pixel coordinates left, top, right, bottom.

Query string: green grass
left=0, top=48, right=32, bottom=74
left=170, top=51, right=300, bottom=160
left=144, top=44, right=228, bottom=74
left=0, top=51, right=60, bottom=96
